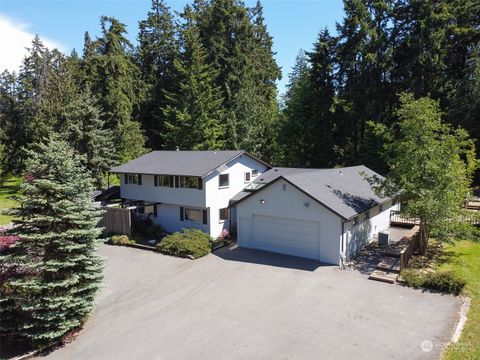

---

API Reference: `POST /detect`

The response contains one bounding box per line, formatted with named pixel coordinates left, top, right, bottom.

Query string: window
left=219, top=208, right=229, bottom=221
left=245, top=172, right=251, bottom=183
left=365, top=211, right=370, bottom=220
left=178, top=176, right=200, bottom=189
left=282, top=184, right=287, bottom=191
left=219, top=174, right=229, bottom=188
left=155, top=175, right=172, bottom=187
left=125, top=174, right=141, bottom=185
left=252, top=169, right=259, bottom=177
left=185, top=208, right=203, bottom=223
left=379, top=203, right=383, bottom=212
left=181, top=207, right=207, bottom=224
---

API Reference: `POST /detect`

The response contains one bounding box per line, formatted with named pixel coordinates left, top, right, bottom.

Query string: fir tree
left=137, top=0, right=178, bottom=149
left=0, top=138, right=104, bottom=347
left=93, top=16, right=147, bottom=162
left=57, top=91, right=116, bottom=187
left=161, top=6, right=225, bottom=150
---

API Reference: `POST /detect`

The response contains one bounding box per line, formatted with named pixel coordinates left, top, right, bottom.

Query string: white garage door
left=251, top=215, right=320, bottom=260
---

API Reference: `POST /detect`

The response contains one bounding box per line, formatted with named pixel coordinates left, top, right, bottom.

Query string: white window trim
left=251, top=169, right=259, bottom=177
left=184, top=207, right=203, bottom=224
left=218, top=174, right=229, bottom=189
left=244, top=171, right=251, bottom=183
left=219, top=208, right=229, bottom=223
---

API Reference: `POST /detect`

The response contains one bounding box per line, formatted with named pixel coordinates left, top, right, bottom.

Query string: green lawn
left=0, top=176, right=21, bottom=225
left=440, top=240, right=480, bottom=359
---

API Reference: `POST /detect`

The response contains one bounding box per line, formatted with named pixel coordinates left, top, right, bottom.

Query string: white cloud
left=0, top=14, right=64, bottom=73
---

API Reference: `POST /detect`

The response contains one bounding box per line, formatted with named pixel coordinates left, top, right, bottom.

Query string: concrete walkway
left=42, top=245, right=461, bottom=360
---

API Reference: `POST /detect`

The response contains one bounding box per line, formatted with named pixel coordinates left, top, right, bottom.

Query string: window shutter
left=138, top=174, right=142, bottom=185
left=197, top=177, right=203, bottom=190
left=154, top=204, right=158, bottom=217
left=124, top=174, right=128, bottom=184
left=180, top=207, right=184, bottom=221
left=202, top=209, right=208, bottom=225
left=154, top=175, right=158, bottom=187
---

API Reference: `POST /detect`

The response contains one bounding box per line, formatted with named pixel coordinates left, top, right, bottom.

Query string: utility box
left=378, top=231, right=390, bottom=246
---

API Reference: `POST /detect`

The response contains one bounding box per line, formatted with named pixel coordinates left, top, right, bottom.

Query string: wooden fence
left=99, top=206, right=132, bottom=237
left=399, top=225, right=421, bottom=271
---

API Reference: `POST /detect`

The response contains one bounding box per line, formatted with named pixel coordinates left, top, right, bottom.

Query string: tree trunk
left=419, top=221, right=428, bottom=255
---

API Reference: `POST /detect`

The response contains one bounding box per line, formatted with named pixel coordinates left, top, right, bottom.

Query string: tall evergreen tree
left=278, top=51, right=315, bottom=166
left=161, top=6, right=225, bottom=150
left=57, top=91, right=115, bottom=187
left=0, top=138, right=104, bottom=347
left=137, top=0, right=178, bottom=149
left=92, top=16, right=147, bottom=163
left=306, top=28, right=337, bottom=167
left=193, top=0, right=281, bottom=159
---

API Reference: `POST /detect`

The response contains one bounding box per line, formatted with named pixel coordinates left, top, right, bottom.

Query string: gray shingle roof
left=110, top=150, right=246, bottom=177
left=232, top=166, right=389, bottom=220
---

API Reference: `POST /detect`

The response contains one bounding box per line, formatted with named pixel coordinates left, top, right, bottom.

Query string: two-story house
left=110, top=150, right=270, bottom=238
left=111, top=151, right=398, bottom=265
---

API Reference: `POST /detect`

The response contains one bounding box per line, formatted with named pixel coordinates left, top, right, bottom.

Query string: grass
left=439, top=240, right=480, bottom=359
left=0, top=176, right=21, bottom=225
left=406, top=238, right=480, bottom=359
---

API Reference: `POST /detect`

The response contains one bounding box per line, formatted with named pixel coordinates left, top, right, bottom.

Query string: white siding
left=119, top=153, right=268, bottom=238
left=343, top=201, right=400, bottom=259
left=236, top=179, right=342, bottom=265
left=120, top=174, right=205, bottom=207
left=204, top=154, right=269, bottom=238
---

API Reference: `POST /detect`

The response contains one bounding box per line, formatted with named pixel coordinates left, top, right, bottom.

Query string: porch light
left=259, top=199, right=265, bottom=204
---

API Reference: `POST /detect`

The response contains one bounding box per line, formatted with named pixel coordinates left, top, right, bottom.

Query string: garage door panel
left=252, top=215, right=320, bottom=260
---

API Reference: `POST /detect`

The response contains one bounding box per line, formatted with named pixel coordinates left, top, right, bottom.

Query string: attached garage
left=231, top=166, right=398, bottom=265
left=251, top=215, right=321, bottom=260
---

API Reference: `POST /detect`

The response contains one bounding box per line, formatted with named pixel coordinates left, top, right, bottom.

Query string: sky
left=0, top=0, right=345, bottom=94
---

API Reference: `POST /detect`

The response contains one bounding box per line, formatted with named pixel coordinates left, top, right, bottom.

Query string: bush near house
left=146, top=224, right=167, bottom=241
left=109, top=235, right=135, bottom=246
left=156, top=229, right=212, bottom=259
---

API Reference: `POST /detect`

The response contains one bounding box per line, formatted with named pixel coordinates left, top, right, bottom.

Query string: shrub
left=146, top=224, right=167, bottom=240
left=156, top=229, right=212, bottom=259
left=110, top=235, right=134, bottom=246
left=423, top=271, right=466, bottom=295
left=401, top=269, right=465, bottom=295
left=400, top=269, right=424, bottom=289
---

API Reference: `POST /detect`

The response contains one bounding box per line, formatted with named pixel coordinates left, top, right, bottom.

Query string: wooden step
left=375, top=257, right=401, bottom=273
left=368, top=270, right=398, bottom=284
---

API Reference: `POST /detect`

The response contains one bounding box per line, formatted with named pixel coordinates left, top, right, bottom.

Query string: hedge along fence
left=399, top=225, right=420, bottom=271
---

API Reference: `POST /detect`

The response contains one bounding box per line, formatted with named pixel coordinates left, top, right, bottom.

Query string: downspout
left=340, top=220, right=346, bottom=268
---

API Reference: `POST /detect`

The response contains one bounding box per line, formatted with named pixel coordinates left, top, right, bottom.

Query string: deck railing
left=390, top=210, right=420, bottom=227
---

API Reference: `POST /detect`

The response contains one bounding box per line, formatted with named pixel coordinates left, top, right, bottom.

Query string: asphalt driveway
left=43, top=245, right=461, bottom=360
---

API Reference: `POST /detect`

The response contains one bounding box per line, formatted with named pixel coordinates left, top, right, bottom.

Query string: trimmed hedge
left=156, top=229, right=212, bottom=259
left=110, top=235, right=135, bottom=246
left=401, top=269, right=466, bottom=295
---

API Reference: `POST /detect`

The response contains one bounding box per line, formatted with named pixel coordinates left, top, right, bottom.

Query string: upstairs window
left=178, top=176, right=201, bottom=189
left=155, top=175, right=173, bottom=187
left=251, top=169, right=259, bottom=177
left=219, top=174, right=229, bottom=188
left=245, top=172, right=251, bottom=183
left=125, top=174, right=141, bottom=185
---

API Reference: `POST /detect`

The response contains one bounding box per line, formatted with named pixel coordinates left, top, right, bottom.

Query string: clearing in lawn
left=0, top=176, right=21, bottom=225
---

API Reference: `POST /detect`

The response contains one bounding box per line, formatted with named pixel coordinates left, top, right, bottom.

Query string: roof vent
left=175, top=146, right=179, bottom=151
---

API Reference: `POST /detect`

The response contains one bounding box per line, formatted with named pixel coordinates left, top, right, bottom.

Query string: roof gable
left=110, top=150, right=269, bottom=177
left=231, top=166, right=390, bottom=219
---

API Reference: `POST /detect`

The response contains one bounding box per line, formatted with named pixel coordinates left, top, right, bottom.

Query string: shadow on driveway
left=213, top=245, right=330, bottom=271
